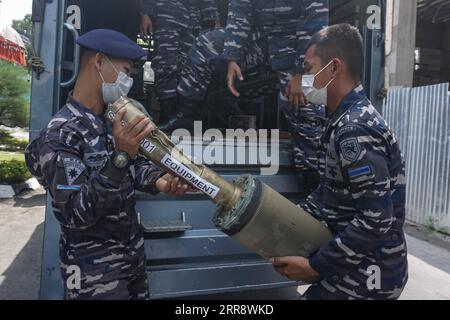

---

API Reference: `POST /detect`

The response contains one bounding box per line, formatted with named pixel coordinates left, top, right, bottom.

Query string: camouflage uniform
left=140, top=0, right=219, bottom=101
left=25, top=95, right=165, bottom=300
left=301, top=85, right=408, bottom=300
left=178, top=0, right=329, bottom=174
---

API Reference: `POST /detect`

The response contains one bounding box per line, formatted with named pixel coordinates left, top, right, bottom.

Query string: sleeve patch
left=57, top=185, right=82, bottom=191
left=63, top=158, right=86, bottom=185
left=348, top=165, right=372, bottom=178
left=340, top=137, right=361, bottom=162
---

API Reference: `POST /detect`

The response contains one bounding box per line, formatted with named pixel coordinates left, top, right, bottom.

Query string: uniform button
left=392, top=234, right=399, bottom=241
left=332, top=275, right=340, bottom=282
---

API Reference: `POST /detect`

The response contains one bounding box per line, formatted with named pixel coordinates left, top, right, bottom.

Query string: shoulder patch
left=335, top=124, right=359, bottom=141
left=63, top=158, right=86, bottom=185
left=340, top=137, right=361, bottom=162
left=84, top=151, right=108, bottom=172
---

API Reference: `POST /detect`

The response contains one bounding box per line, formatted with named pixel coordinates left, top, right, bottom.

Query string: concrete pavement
left=1, top=191, right=450, bottom=300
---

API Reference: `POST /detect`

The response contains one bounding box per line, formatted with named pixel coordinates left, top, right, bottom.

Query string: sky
left=0, top=0, right=33, bottom=27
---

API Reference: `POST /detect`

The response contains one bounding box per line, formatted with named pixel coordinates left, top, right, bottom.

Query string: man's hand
left=270, top=256, right=320, bottom=284
left=285, top=74, right=307, bottom=112
left=140, top=14, right=153, bottom=37
left=156, top=174, right=198, bottom=195
left=113, top=108, right=155, bottom=158
left=227, top=61, right=244, bottom=97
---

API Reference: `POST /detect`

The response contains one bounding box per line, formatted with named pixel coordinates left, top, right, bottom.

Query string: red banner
left=0, top=36, right=27, bottom=66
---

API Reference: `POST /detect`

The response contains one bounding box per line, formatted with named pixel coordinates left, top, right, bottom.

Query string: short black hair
left=306, top=23, right=364, bottom=79
left=80, top=48, right=96, bottom=69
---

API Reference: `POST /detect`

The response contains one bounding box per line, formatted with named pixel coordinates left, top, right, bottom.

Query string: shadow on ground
left=12, top=192, right=46, bottom=209
left=0, top=222, right=44, bottom=300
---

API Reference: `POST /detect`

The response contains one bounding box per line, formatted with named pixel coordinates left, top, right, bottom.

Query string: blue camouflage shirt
left=25, top=94, right=165, bottom=289
left=139, top=0, right=219, bottom=29
left=302, top=85, right=408, bottom=299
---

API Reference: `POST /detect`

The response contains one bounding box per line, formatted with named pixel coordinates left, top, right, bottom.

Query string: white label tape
left=161, top=154, right=220, bottom=199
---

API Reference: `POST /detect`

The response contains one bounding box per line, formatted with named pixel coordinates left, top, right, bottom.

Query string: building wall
left=385, top=0, right=417, bottom=88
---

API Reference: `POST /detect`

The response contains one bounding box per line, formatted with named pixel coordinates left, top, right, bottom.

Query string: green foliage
left=0, top=152, right=24, bottom=162
left=0, top=61, right=30, bottom=128
left=0, top=159, right=32, bottom=184
left=0, top=139, right=28, bottom=152
left=425, top=216, right=438, bottom=232
left=11, top=14, right=32, bottom=39
left=12, top=14, right=34, bottom=62
left=0, top=129, right=28, bottom=152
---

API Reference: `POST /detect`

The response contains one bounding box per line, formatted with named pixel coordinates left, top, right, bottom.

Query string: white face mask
left=98, top=57, right=134, bottom=105
left=302, top=60, right=336, bottom=106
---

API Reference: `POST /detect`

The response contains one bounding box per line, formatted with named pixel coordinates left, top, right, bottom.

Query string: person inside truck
left=158, top=0, right=329, bottom=194
left=271, top=24, right=408, bottom=300
left=25, top=29, right=196, bottom=300
left=139, top=0, right=220, bottom=125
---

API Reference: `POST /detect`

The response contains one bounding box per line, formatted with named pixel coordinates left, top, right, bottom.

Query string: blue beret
left=77, top=29, right=146, bottom=60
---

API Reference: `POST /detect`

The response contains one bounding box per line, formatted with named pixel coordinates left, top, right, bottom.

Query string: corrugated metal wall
left=383, top=83, right=450, bottom=232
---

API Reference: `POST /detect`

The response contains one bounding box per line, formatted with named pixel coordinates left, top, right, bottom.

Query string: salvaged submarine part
left=213, top=175, right=333, bottom=259
left=106, top=97, right=332, bottom=259
left=106, top=97, right=242, bottom=211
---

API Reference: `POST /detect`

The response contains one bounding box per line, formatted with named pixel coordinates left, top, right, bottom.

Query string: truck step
left=141, top=219, right=192, bottom=233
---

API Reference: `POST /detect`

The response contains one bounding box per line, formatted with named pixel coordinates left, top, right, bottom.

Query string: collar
left=328, top=84, right=366, bottom=126
left=66, top=92, right=107, bottom=135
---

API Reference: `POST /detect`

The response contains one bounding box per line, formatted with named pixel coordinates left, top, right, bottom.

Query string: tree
left=11, top=14, right=33, bottom=64
left=0, top=61, right=30, bottom=128
left=12, top=14, right=32, bottom=39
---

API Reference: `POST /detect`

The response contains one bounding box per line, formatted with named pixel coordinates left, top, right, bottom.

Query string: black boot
left=159, top=96, right=197, bottom=134
left=158, top=98, right=177, bottom=125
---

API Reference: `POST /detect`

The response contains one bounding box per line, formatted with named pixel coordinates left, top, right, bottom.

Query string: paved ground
left=1, top=191, right=450, bottom=300
left=0, top=191, right=45, bottom=300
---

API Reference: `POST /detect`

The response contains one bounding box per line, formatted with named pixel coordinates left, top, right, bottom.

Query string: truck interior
left=31, top=0, right=385, bottom=299
left=414, top=0, right=450, bottom=86
left=56, top=0, right=385, bottom=132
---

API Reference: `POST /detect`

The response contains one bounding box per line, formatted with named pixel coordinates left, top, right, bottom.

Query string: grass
left=0, top=152, right=31, bottom=184
left=0, top=152, right=25, bottom=162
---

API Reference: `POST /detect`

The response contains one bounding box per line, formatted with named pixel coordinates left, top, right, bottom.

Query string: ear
left=94, top=53, right=105, bottom=72
left=331, top=58, right=343, bottom=76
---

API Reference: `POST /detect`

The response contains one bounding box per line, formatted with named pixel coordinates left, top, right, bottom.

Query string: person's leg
left=153, top=25, right=181, bottom=123
left=128, top=260, right=150, bottom=300
left=277, top=70, right=326, bottom=195
left=177, top=28, right=226, bottom=101
left=160, top=29, right=227, bottom=133
left=240, top=36, right=268, bottom=70
left=301, top=280, right=390, bottom=301
left=65, top=278, right=131, bottom=300
left=153, top=26, right=181, bottom=101
left=178, top=27, right=198, bottom=76
left=62, top=257, right=146, bottom=300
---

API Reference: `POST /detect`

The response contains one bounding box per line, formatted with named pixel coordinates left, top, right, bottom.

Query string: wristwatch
left=112, top=151, right=131, bottom=169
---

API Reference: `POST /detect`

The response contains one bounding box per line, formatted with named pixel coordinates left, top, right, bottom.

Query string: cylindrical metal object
left=106, top=97, right=332, bottom=258
left=213, top=175, right=332, bottom=259
left=106, top=97, right=243, bottom=211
